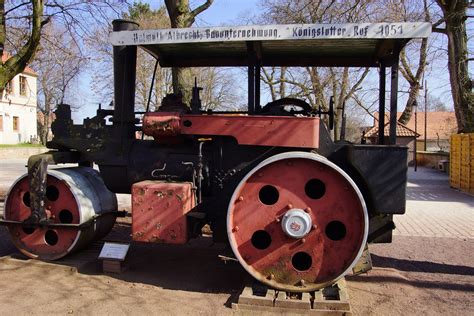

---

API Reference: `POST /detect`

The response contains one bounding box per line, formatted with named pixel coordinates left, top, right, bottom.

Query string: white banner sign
left=109, top=22, right=431, bottom=46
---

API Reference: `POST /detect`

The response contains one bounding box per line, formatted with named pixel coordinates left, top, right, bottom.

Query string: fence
left=450, top=133, right=474, bottom=195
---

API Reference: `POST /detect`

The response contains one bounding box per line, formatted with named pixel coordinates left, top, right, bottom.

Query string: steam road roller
left=1, top=21, right=431, bottom=292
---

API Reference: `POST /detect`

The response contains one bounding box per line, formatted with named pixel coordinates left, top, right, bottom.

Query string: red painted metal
left=4, top=175, right=81, bottom=259
left=142, top=112, right=181, bottom=137
left=143, top=113, right=320, bottom=148
left=131, top=181, right=195, bottom=244
left=227, top=155, right=366, bottom=291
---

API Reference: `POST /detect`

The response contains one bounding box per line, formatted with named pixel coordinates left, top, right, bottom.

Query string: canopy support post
left=255, top=60, right=261, bottom=113
left=389, top=52, right=400, bottom=145
left=247, top=42, right=256, bottom=114
left=378, top=63, right=386, bottom=145
left=247, top=42, right=262, bottom=114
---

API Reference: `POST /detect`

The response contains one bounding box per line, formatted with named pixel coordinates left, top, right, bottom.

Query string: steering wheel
left=260, top=98, right=313, bottom=116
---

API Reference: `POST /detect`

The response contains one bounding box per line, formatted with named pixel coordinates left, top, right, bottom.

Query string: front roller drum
left=4, top=167, right=117, bottom=260
left=227, top=152, right=368, bottom=292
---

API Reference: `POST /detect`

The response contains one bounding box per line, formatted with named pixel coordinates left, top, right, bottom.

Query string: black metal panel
left=369, top=215, right=394, bottom=243
left=329, top=144, right=407, bottom=215
left=350, top=145, right=407, bottom=215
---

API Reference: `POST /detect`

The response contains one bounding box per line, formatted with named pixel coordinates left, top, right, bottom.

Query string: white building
left=0, top=56, right=38, bottom=144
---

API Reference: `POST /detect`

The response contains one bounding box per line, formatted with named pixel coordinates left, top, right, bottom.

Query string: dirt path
left=0, top=229, right=472, bottom=315
left=348, top=236, right=474, bottom=315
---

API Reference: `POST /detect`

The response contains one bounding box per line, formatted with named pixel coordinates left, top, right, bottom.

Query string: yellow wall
left=450, top=133, right=474, bottom=195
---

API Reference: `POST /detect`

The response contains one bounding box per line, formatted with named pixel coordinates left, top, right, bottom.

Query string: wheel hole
left=305, top=179, right=325, bottom=199
left=22, top=226, right=35, bottom=235
left=46, top=185, right=60, bottom=201
left=59, top=209, right=73, bottom=224
left=45, top=230, right=59, bottom=246
left=22, top=192, right=31, bottom=207
left=325, top=221, right=346, bottom=241
left=183, top=120, right=192, bottom=127
left=259, top=185, right=279, bottom=205
left=292, top=252, right=312, bottom=271
left=251, top=230, right=272, bottom=250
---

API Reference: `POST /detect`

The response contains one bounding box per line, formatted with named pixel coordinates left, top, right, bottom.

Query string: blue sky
left=156, top=0, right=260, bottom=25
left=73, top=0, right=467, bottom=122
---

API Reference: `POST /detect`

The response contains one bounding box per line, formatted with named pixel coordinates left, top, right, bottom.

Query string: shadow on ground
left=371, top=253, right=474, bottom=276
left=347, top=273, right=474, bottom=292
left=6, top=220, right=246, bottom=297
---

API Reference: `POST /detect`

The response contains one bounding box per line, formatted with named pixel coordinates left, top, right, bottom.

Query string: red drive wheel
left=4, top=168, right=117, bottom=260
left=227, top=152, right=368, bottom=292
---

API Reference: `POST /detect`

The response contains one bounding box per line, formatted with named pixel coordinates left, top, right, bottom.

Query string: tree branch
left=400, top=49, right=416, bottom=83
left=433, top=27, right=447, bottom=34
left=2, top=0, right=44, bottom=84
left=190, top=0, right=214, bottom=18
left=343, top=67, right=370, bottom=103
left=4, top=1, right=30, bottom=16
left=432, top=18, right=445, bottom=28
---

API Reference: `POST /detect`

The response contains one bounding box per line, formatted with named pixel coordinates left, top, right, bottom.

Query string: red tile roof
left=373, top=112, right=457, bottom=140
left=365, top=121, right=420, bottom=138
left=1, top=53, right=37, bottom=77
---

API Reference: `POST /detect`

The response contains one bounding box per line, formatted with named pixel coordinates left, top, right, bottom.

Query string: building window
left=5, top=81, right=13, bottom=94
left=0, top=115, right=3, bottom=131
left=19, top=76, right=27, bottom=96
left=13, top=116, right=19, bottom=132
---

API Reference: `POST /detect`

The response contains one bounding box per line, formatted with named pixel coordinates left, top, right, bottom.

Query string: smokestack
left=112, top=19, right=139, bottom=140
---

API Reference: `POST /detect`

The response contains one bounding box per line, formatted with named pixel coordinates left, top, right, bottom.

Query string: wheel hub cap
left=281, top=208, right=312, bottom=239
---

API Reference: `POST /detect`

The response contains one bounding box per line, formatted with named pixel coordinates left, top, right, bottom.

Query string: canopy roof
left=109, top=22, right=431, bottom=68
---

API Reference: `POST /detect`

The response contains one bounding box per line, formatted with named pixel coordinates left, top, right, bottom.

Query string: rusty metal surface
left=132, top=181, right=195, bottom=244
left=227, top=152, right=367, bottom=292
left=25, top=151, right=81, bottom=224
left=144, top=113, right=320, bottom=149
left=27, top=157, right=49, bottom=223
left=142, top=113, right=181, bottom=137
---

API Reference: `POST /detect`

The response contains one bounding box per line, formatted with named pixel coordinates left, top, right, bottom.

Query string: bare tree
left=89, top=2, right=239, bottom=112
left=378, top=0, right=431, bottom=125
left=259, top=0, right=372, bottom=140
left=128, top=5, right=171, bottom=110
left=194, top=67, right=241, bottom=111
left=87, top=2, right=172, bottom=110
left=433, top=0, right=473, bottom=132
left=164, top=0, right=213, bottom=102
left=0, top=1, right=127, bottom=95
left=34, top=23, right=85, bottom=144
left=0, top=0, right=44, bottom=93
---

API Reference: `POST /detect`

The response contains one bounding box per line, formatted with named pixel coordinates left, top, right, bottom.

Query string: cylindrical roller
left=227, top=152, right=368, bottom=292
left=4, top=167, right=117, bottom=260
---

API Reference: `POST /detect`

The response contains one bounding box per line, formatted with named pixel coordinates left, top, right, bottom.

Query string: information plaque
left=98, top=242, right=130, bottom=261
